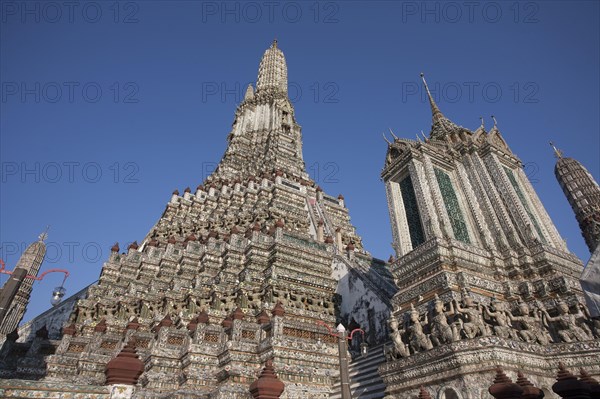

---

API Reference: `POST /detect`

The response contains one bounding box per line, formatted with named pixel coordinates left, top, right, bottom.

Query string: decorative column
left=385, top=179, right=411, bottom=256
left=249, top=358, right=285, bottom=399
left=337, top=324, right=351, bottom=399
left=335, top=228, right=343, bottom=253
left=409, top=159, right=443, bottom=240
left=317, top=220, right=324, bottom=242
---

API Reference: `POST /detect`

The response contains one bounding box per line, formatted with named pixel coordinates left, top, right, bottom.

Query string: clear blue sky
left=1, top=1, right=599, bottom=323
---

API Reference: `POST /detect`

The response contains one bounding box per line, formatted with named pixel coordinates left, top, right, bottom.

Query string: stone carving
left=407, top=304, right=433, bottom=352
left=387, top=315, right=409, bottom=359
left=482, top=296, right=518, bottom=340
left=508, top=299, right=551, bottom=345
left=453, top=289, right=490, bottom=339
left=386, top=293, right=597, bottom=360
left=541, top=298, right=592, bottom=343
left=426, top=294, right=458, bottom=346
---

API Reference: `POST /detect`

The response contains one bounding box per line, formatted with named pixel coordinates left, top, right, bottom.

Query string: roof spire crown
left=420, top=72, right=462, bottom=139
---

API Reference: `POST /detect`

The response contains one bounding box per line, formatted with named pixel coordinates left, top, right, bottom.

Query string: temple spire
left=554, top=146, right=600, bottom=252
left=256, top=40, right=288, bottom=96
left=420, top=73, right=461, bottom=139
left=0, top=234, right=47, bottom=337
left=420, top=73, right=445, bottom=124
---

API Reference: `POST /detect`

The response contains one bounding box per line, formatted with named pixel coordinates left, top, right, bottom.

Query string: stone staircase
left=329, top=342, right=388, bottom=399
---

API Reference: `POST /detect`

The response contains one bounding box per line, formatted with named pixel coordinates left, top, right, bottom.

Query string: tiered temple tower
left=0, top=233, right=47, bottom=340
left=0, top=41, right=394, bottom=399
left=378, top=75, right=599, bottom=398
left=552, top=144, right=600, bottom=318
left=552, top=144, right=600, bottom=254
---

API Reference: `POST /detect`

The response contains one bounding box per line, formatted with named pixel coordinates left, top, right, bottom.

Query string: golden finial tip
left=549, top=141, right=563, bottom=159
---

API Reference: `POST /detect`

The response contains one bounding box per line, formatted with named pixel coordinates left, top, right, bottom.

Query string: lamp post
left=316, top=321, right=368, bottom=399
left=0, top=258, right=69, bottom=326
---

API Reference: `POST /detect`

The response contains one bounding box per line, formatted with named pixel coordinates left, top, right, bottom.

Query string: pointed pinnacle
left=388, top=128, right=399, bottom=140
left=420, top=72, right=444, bottom=123
left=382, top=132, right=392, bottom=145
left=491, top=115, right=498, bottom=127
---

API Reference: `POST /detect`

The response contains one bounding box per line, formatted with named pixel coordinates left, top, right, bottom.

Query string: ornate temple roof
left=420, top=73, right=472, bottom=141
left=382, top=77, right=518, bottom=175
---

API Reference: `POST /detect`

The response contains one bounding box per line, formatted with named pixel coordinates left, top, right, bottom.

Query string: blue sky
left=1, top=1, right=599, bottom=323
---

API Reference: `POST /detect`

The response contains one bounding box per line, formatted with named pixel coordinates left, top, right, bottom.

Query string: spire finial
left=421, top=72, right=440, bottom=114
left=420, top=73, right=442, bottom=119
left=549, top=141, right=563, bottom=159
left=420, top=73, right=459, bottom=141
left=39, top=226, right=49, bottom=242
left=272, top=38, right=278, bottom=48
left=479, top=116, right=485, bottom=129
left=491, top=115, right=498, bottom=128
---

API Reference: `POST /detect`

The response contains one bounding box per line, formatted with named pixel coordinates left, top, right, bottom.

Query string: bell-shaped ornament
left=51, top=286, right=66, bottom=306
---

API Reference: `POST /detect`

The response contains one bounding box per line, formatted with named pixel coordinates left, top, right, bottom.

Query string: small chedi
left=379, top=74, right=600, bottom=399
